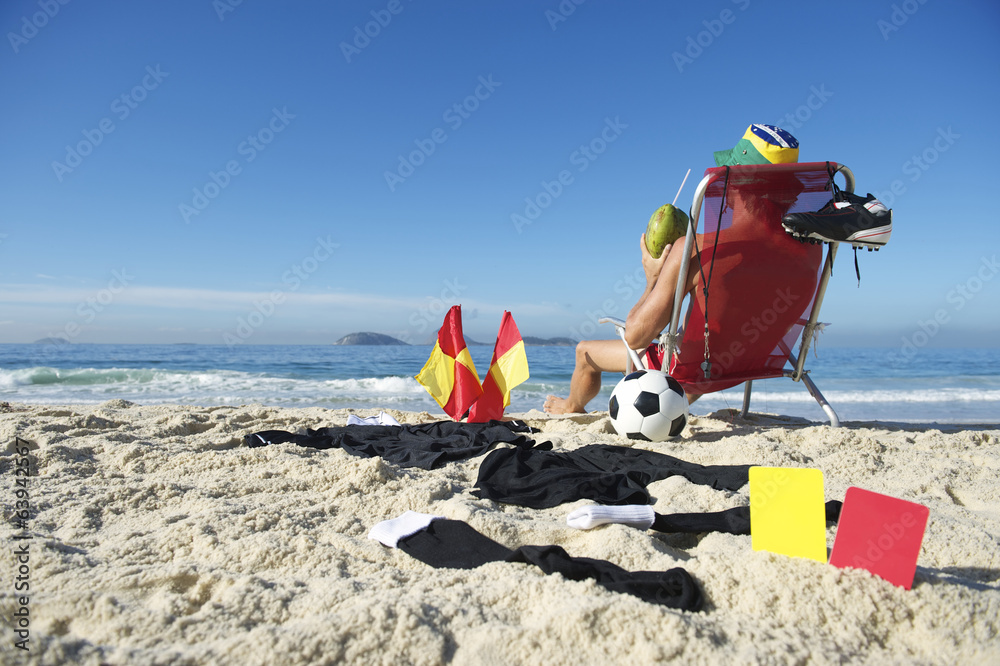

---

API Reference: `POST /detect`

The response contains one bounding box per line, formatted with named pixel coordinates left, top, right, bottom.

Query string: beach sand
left=2, top=400, right=998, bottom=665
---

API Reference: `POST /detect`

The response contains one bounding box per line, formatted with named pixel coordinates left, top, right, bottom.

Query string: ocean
left=2, top=343, right=998, bottom=424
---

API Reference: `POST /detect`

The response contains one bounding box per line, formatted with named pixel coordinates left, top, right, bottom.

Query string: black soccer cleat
left=782, top=192, right=892, bottom=249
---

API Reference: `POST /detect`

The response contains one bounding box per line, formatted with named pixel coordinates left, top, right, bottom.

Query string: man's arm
left=624, top=234, right=697, bottom=349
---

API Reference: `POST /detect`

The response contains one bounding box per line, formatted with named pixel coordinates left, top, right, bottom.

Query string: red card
left=829, top=487, right=929, bottom=589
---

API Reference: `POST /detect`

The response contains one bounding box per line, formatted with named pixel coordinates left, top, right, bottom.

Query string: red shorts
left=644, top=343, right=665, bottom=371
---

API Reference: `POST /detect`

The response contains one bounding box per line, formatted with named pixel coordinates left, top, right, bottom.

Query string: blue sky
left=2, top=0, right=998, bottom=347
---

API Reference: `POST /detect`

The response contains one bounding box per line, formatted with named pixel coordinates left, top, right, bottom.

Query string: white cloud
left=0, top=282, right=569, bottom=321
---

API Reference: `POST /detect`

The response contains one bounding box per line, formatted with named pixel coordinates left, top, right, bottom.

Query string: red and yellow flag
left=468, top=311, right=529, bottom=423
left=415, top=305, right=483, bottom=421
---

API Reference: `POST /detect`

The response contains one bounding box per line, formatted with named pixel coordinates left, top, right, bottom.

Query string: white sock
left=369, top=511, right=442, bottom=548
left=566, top=505, right=655, bottom=530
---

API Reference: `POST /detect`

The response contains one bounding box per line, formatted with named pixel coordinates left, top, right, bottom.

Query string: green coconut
left=645, top=204, right=689, bottom=258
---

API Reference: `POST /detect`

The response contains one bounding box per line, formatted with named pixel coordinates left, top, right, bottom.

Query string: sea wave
left=3, top=363, right=999, bottom=422
left=7, top=367, right=998, bottom=405
left=0, top=366, right=432, bottom=408
left=1, top=367, right=164, bottom=387
left=2, top=366, right=419, bottom=388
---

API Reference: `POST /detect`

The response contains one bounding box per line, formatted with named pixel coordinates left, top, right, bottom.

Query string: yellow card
left=749, top=466, right=827, bottom=563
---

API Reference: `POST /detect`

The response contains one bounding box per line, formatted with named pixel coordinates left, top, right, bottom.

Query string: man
left=544, top=124, right=800, bottom=415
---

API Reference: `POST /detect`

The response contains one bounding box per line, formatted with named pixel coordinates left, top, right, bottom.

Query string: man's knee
left=577, top=339, right=625, bottom=373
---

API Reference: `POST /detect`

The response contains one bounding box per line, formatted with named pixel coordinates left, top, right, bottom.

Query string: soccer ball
left=608, top=369, right=688, bottom=441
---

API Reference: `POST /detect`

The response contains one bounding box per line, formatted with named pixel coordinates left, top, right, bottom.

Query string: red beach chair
left=604, top=162, right=856, bottom=426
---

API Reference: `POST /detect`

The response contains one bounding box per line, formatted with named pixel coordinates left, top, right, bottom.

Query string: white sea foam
left=3, top=344, right=998, bottom=422
left=5, top=367, right=998, bottom=415
left=0, top=366, right=432, bottom=409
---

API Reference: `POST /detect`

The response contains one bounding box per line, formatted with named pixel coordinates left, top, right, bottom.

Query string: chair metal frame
left=602, top=163, right=855, bottom=427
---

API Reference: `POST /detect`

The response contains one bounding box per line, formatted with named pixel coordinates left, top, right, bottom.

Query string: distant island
left=466, top=336, right=575, bottom=346
left=523, top=336, right=576, bottom=346
left=337, top=332, right=577, bottom=347
left=417, top=335, right=492, bottom=346
left=332, top=332, right=409, bottom=346
left=34, top=337, right=70, bottom=345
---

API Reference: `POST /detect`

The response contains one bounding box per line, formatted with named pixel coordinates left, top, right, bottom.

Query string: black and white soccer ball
left=608, top=369, right=688, bottom=441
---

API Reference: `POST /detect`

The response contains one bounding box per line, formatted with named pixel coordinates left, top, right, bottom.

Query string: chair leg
left=800, top=373, right=841, bottom=427
left=599, top=317, right=645, bottom=371
left=741, top=381, right=753, bottom=418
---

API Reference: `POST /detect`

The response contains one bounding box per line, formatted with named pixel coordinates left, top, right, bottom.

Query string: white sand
left=2, top=401, right=999, bottom=665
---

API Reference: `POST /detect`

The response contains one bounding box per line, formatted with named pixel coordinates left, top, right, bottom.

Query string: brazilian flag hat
left=714, top=124, right=799, bottom=166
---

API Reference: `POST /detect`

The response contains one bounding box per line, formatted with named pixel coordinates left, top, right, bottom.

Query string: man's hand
left=640, top=233, right=671, bottom=287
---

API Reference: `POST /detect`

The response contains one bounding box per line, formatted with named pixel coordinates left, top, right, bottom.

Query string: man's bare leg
left=544, top=339, right=629, bottom=414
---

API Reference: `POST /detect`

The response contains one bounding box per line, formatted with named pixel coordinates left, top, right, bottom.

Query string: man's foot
left=544, top=395, right=587, bottom=415
left=782, top=192, right=892, bottom=248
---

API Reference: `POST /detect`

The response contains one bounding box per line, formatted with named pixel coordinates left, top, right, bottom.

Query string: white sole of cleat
left=782, top=223, right=890, bottom=249
left=845, top=224, right=891, bottom=246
